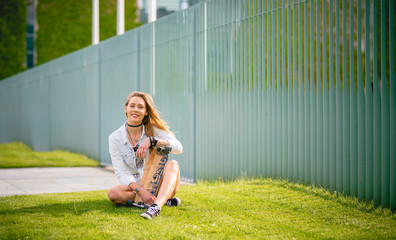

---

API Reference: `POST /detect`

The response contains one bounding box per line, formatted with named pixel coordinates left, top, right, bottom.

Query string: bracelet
left=149, top=136, right=153, bottom=149
left=129, top=185, right=139, bottom=194
left=149, top=136, right=159, bottom=149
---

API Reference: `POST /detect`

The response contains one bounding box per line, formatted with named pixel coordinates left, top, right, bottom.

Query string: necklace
left=126, top=128, right=141, bottom=146
left=127, top=122, right=142, bottom=127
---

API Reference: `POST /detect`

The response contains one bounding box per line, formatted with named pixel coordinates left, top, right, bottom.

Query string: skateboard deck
left=133, top=146, right=171, bottom=207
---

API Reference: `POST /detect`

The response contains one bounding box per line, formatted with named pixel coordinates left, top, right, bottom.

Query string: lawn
left=0, top=142, right=99, bottom=168
left=1, top=178, right=395, bottom=239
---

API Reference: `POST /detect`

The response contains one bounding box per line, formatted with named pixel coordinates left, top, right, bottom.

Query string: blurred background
left=0, top=0, right=205, bottom=81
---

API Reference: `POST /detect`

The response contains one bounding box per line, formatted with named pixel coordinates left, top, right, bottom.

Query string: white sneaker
left=140, top=203, right=161, bottom=219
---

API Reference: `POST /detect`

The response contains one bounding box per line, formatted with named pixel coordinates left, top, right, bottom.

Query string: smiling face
left=125, top=96, right=148, bottom=125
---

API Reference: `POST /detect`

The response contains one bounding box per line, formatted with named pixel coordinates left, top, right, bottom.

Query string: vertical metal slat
left=380, top=0, right=390, bottom=208
left=389, top=0, right=396, bottom=212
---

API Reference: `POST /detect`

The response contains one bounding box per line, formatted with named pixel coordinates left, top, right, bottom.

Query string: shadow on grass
left=0, top=198, right=147, bottom=217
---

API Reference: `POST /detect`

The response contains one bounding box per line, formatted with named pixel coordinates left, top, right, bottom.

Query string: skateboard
left=132, top=146, right=171, bottom=208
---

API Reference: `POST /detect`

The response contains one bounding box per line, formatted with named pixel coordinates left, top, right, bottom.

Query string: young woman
left=107, top=91, right=183, bottom=219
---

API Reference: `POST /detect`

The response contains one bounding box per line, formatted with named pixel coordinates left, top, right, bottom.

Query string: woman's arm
left=135, top=128, right=183, bottom=159
left=155, top=129, right=183, bottom=154
left=127, top=181, right=156, bottom=205
left=108, top=135, right=136, bottom=186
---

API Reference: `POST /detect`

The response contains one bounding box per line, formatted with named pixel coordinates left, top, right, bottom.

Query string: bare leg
left=107, top=185, right=136, bottom=206
left=154, top=160, right=180, bottom=207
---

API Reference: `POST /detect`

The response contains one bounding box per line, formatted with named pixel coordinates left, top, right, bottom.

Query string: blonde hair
left=125, top=91, right=173, bottom=137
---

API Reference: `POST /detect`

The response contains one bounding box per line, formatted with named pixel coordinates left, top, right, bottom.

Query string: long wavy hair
left=124, top=91, right=173, bottom=137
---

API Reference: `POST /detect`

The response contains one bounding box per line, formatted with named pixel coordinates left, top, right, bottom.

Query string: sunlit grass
left=0, top=142, right=99, bottom=168
left=1, top=178, right=394, bottom=239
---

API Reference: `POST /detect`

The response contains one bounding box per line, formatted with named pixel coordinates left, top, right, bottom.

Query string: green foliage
left=0, top=142, right=99, bottom=168
left=0, top=0, right=27, bottom=80
left=0, top=0, right=142, bottom=80
left=36, top=0, right=143, bottom=65
left=0, top=178, right=395, bottom=239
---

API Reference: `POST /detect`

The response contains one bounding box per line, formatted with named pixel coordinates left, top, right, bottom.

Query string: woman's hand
left=138, top=187, right=156, bottom=205
left=136, top=137, right=150, bottom=159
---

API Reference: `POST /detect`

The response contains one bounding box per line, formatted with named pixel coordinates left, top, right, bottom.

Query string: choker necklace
left=127, top=123, right=143, bottom=128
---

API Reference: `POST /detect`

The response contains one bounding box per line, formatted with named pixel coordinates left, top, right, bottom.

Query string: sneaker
left=165, top=197, right=181, bottom=207
left=140, top=203, right=161, bottom=219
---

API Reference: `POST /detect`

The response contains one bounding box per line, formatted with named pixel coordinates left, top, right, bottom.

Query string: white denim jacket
left=108, top=122, right=183, bottom=186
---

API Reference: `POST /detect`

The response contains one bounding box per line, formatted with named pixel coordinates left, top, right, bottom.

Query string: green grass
left=0, top=178, right=395, bottom=239
left=0, top=142, right=99, bottom=168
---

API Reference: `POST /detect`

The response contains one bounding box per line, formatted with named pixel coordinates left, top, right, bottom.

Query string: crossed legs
left=107, top=160, right=180, bottom=207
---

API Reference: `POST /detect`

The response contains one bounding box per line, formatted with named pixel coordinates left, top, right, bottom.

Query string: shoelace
left=147, top=206, right=159, bottom=216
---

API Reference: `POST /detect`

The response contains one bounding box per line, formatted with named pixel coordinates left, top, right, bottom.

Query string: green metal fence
left=0, top=0, right=394, bottom=210
left=192, top=0, right=395, bottom=210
